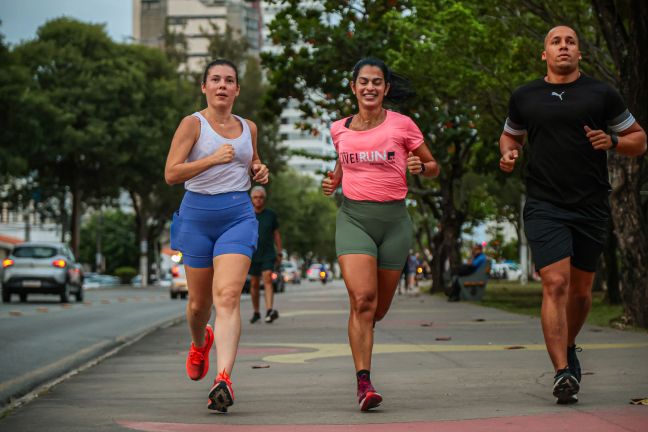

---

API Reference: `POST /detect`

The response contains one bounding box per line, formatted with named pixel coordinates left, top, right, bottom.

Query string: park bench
left=458, top=259, right=491, bottom=301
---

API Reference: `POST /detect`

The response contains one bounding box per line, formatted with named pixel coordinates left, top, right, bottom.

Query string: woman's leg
left=339, top=254, right=378, bottom=372
left=185, top=265, right=214, bottom=345
left=212, top=254, right=251, bottom=376
left=374, top=269, right=403, bottom=322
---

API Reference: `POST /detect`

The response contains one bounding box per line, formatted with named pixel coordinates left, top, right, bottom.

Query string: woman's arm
left=407, top=144, right=440, bottom=178
left=247, top=119, right=269, bottom=184
left=164, top=115, right=235, bottom=185
left=322, top=160, right=342, bottom=195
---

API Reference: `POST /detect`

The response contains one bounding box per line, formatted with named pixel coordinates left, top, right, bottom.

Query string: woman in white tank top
left=164, top=59, right=269, bottom=412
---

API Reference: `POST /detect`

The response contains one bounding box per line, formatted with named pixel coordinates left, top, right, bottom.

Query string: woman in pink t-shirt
left=322, top=58, right=440, bottom=411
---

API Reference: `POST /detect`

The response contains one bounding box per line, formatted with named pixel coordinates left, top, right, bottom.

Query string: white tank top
left=185, top=112, right=253, bottom=195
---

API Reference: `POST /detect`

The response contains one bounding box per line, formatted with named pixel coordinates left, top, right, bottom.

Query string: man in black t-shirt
left=499, top=25, right=646, bottom=405
left=248, top=186, right=283, bottom=324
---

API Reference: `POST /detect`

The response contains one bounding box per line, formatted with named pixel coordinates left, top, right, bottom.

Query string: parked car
left=306, top=263, right=331, bottom=281
left=242, top=268, right=285, bottom=294
left=84, top=274, right=120, bottom=289
left=490, top=262, right=522, bottom=281
left=2, top=242, right=84, bottom=303
left=170, top=264, right=188, bottom=299
left=280, top=261, right=301, bottom=284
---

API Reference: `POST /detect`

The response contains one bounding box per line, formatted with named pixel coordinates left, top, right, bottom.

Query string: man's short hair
left=250, top=186, right=266, bottom=197
left=544, top=25, right=579, bottom=48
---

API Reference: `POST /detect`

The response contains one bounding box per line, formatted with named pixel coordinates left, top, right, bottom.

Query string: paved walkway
left=1, top=281, right=647, bottom=431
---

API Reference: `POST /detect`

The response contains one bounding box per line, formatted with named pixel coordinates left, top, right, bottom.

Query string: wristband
left=420, top=162, right=426, bottom=174
left=610, top=133, right=618, bottom=149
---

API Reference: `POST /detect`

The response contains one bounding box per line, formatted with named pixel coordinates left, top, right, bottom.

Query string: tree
left=11, top=18, right=141, bottom=255
left=262, top=1, right=536, bottom=291
left=590, top=0, right=648, bottom=326
left=79, top=209, right=138, bottom=274
left=111, top=43, right=193, bottom=285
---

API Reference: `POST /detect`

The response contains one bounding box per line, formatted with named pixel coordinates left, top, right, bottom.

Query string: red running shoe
left=208, top=369, right=235, bottom=412
left=357, top=374, right=382, bottom=411
left=185, top=324, right=214, bottom=381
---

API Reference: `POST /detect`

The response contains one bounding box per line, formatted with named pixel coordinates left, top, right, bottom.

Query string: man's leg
left=249, top=273, right=262, bottom=323
left=261, top=268, right=279, bottom=322
left=539, top=257, right=571, bottom=371
left=262, top=269, right=274, bottom=311
left=567, top=266, right=595, bottom=346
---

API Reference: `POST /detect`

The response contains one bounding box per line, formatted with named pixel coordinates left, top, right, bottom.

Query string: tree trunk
left=130, top=191, right=148, bottom=287
left=593, top=0, right=648, bottom=327
left=70, top=174, right=82, bottom=257
left=430, top=197, right=464, bottom=294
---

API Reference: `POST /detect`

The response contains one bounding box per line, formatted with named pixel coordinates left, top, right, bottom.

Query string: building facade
left=133, top=0, right=261, bottom=72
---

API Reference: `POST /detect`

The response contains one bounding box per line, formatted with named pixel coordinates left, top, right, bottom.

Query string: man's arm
left=585, top=122, right=647, bottom=156
left=274, top=229, right=282, bottom=264
left=499, top=132, right=525, bottom=173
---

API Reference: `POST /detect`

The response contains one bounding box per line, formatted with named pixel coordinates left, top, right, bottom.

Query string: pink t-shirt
left=330, top=110, right=424, bottom=202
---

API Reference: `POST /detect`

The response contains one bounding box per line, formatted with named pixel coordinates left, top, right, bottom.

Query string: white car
left=280, top=261, right=301, bottom=284
left=2, top=242, right=84, bottom=303
left=490, top=262, right=522, bottom=281
left=170, top=265, right=188, bottom=299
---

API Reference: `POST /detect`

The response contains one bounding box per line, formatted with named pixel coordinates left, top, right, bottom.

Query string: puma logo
left=551, top=91, right=565, bottom=101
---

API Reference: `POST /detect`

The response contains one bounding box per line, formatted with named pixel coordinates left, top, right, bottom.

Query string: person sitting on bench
left=447, top=243, right=486, bottom=302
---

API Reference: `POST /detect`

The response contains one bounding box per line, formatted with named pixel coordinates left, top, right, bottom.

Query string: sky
left=0, top=0, right=132, bottom=45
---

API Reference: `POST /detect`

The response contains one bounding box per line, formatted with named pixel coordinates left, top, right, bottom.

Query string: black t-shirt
left=504, top=74, right=634, bottom=207
left=252, top=208, right=279, bottom=262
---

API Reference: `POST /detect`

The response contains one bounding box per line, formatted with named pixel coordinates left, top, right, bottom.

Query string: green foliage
left=79, top=210, right=138, bottom=274
left=266, top=169, right=337, bottom=261
left=114, top=266, right=138, bottom=284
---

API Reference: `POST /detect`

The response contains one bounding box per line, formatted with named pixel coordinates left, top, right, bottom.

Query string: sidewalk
left=1, top=281, right=647, bottom=431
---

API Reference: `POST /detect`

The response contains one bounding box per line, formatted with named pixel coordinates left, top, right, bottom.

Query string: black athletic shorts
left=523, top=197, right=609, bottom=272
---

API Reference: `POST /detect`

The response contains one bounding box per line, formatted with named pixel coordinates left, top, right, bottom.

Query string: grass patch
left=470, top=280, right=626, bottom=328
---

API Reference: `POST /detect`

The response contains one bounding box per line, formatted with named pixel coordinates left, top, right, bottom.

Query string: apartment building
left=133, top=0, right=261, bottom=72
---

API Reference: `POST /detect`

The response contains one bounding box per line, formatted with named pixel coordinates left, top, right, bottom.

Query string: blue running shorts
left=170, top=191, right=258, bottom=268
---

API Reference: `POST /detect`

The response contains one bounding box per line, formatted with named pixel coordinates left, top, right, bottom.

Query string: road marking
left=276, top=310, right=525, bottom=326
left=248, top=342, right=648, bottom=364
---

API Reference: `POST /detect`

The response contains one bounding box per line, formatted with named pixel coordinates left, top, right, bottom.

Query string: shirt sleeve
left=605, top=86, right=635, bottom=133
left=503, top=92, right=526, bottom=136
left=404, top=117, right=424, bottom=151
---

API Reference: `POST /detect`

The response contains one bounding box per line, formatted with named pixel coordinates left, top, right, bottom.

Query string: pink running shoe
left=208, top=369, right=235, bottom=412
left=357, top=374, right=382, bottom=411
left=185, top=324, right=214, bottom=381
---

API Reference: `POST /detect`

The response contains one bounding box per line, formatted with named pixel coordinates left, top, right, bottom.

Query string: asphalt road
left=0, top=285, right=187, bottom=407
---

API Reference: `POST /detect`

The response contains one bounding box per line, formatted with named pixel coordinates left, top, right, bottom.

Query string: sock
left=356, top=369, right=370, bottom=381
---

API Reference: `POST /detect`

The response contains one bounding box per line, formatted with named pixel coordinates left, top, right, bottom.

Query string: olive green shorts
left=335, top=197, right=413, bottom=270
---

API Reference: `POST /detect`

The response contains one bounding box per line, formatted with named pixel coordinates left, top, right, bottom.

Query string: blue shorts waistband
left=182, top=190, right=250, bottom=210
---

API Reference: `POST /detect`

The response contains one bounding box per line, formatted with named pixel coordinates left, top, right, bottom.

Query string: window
left=13, top=246, right=57, bottom=259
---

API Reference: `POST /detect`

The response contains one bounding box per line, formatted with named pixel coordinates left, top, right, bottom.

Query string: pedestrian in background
left=248, top=185, right=282, bottom=324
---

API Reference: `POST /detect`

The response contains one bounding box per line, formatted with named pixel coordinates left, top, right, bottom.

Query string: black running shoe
left=250, top=312, right=261, bottom=324
left=553, top=367, right=580, bottom=404
left=567, top=345, right=582, bottom=382
left=265, top=309, right=279, bottom=323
